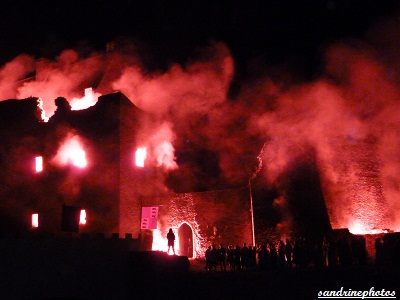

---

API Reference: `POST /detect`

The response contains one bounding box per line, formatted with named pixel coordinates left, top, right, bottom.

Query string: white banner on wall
left=141, top=206, right=158, bottom=229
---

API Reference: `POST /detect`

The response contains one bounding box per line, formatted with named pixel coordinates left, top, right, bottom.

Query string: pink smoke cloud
left=112, top=42, right=234, bottom=116
left=17, top=49, right=106, bottom=118
left=250, top=36, right=400, bottom=233
left=0, top=54, right=35, bottom=100
left=1, top=10, right=400, bottom=236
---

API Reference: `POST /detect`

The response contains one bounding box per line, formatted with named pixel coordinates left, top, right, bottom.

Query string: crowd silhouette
left=203, top=233, right=400, bottom=272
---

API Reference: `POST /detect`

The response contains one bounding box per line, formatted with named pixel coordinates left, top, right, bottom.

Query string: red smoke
left=1, top=11, right=400, bottom=235
left=17, top=49, right=105, bottom=119
left=0, top=54, right=35, bottom=100
left=252, top=40, right=400, bottom=233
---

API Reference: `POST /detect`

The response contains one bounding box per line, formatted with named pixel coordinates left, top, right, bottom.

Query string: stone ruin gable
left=0, top=97, right=44, bottom=135
left=167, top=193, right=206, bottom=258
left=167, top=187, right=253, bottom=257
left=322, top=135, right=390, bottom=232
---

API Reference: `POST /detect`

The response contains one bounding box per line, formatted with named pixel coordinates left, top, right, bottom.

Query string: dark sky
left=1, top=0, right=399, bottom=78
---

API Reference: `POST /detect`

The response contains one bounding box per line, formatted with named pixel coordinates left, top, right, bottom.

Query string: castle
left=0, top=92, right=253, bottom=258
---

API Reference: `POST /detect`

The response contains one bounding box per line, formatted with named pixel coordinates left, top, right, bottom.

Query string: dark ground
left=131, top=259, right=400, bottom=300
left=1, top=246, right=399, bottom=299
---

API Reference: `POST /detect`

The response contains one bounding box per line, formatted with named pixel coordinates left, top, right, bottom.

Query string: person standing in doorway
left=167, top=228, right=176, bottom=255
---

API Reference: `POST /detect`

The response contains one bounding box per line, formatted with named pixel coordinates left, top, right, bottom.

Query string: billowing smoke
left=17, top=49, right=106, bottom=119
left=113, top=42, right=234, bottom=117
left=52, top=133, right=87, bottom=168
left=251, top=36, right=400, bottom=233
left=2, top=10, right=400, bottom=236
left=0, top=54, right=35, bottom=100
left=150, top=122, right=178, bottom=170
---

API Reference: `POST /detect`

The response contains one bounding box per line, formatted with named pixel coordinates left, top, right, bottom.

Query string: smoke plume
left=251, top=33, right=400, bottom=232
left=1, top=10, right=400, bottom=234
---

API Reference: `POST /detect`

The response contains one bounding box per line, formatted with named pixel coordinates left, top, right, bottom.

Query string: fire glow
left=54, top=136, right=87, bottom=168
left=31, top=213, right=39, bottom=228
left=70, top=88, right=101, bottom=111
left=349, top=222, right=368, bottom=235
left=135, top=147, right=147, bottom=168
left=79, top=209, right=87, bottom=225
left=1, top=30, right=400, bottom=240
left=152, top=227, right=180, bottom=255
left=152, top=227, right=179, bottom=255
left=35, top=156, right=43, bottom=172
left=151, top=221, right=200, bottom=258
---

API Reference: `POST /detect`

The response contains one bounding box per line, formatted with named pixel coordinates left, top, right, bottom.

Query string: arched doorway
left=178, top=223, right=193, bottom=258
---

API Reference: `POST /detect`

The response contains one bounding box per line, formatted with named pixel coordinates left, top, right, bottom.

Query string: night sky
left=1, top=0, right=399, bottom=78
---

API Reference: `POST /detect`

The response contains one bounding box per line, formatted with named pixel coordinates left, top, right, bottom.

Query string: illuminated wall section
left=118, top=93, right=148, bottom=238
left=154, top=187, right=253, bottom=258
left=322, top=135, right=393, bottom=234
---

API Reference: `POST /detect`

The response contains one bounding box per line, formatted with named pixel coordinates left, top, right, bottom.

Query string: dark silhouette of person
left=299, top=238, right=309, bottom=268
left=167, top=228, right=176, bottom=254
left=248, top=245, right=257, bottom=270
left=337, top=237, right=352, bottom=266
left=209, top=244, right=218, bottom=270
left=234, top=245, right=241, bottom=271
left=205, top=246, right=212, bottom=271
left=278, top=240, right=286, bottom=268
left=285, top=238, right=293, bottom=268
left=257, top=244, right=268, bottom=271
left=227, top=245, right=235, bottom=271
left=218, top=244, right=227, bottom=271
left=327, top=238, right=337, bottom=267
left=351, top=236, right=367, bottom=265
left=269, top=242, right=278, bottom=269
left=240, top=243, right=249, bottom=271
left=292, top=239, right=301, bottom=268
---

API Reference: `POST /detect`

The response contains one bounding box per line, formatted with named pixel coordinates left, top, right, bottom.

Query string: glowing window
left=71, top=149, right=87, bottom=168
left=54, top=136, right=87, bottom=168
left=32, top=213, right=39, bottom=228
left=135, top=147, right=147, bottom=167
left=79, top=209, right=87, bottom=225
left=35, top=156, right=43, bottom=172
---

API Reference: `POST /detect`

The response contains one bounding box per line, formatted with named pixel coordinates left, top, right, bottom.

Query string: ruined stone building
left=0, top=92, right=253, bottom=258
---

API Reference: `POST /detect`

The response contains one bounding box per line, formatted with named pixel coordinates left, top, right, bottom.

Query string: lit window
left=135, top=147, right=147, bottom=167
left=79, top=209, right=87, bottom=225
left=35, top=156, right=43, bottom=172
left=32, top=213, right=39, bottom=228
